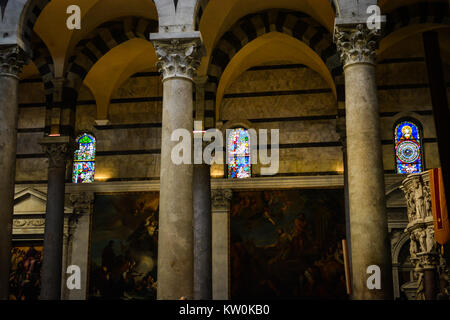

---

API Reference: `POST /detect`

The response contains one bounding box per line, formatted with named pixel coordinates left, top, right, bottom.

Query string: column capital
left=150, top=32, right=205, bottom=81
left=334, top=24, right=380, bottom=68
left=211, top=189, right=232, bottom=211
left=0, top=45, right=28, bottom=79
left=70, top=192, right=94, bottom=216
left=39, top=136, right=73, bottom=169
left=69, top=192, right=94, bottom=234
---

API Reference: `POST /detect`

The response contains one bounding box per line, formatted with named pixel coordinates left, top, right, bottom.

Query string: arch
left=392, top=232, right=411, bottom=265
left=83, top=38, right=158, bottom=121
left=379, top=1, right=450, bottom=56
left=62, top=17, right=158, bottom=107
left=29, top=32, right=54, bottom=100
left=206, top=9, right=342, bottom=124
left=29, top=0, right=158, bottom=77
left=15, top=0, right=51, bottom=53
left=72, top=133, right=96, bottom=183
left=196, top=0, right=335, bottom=55
left=393, top=118, right=424, bottom=174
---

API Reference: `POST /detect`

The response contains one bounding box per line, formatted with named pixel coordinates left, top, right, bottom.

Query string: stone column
left=193, top=76, right=213, bottom=300
left=0, top=45, right=27, bottom=299
left=211, top=189, right=232, bottom=300
left=39, top=136, right=71, bottom=300
left=150, top=32, right=204, bottom=300
left=193, top=163, right=212, bottom=300
left=401, top=172, right=441, bottom=300
left=336, top=117, right=353, bottom=295
left=334, top=24, right=393, bottom=299
left=61, top=192, right=94, bottom=300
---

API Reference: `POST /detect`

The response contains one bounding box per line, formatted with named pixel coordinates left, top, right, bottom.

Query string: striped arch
left=29, top=32, right=54, bottom=136
left=384, top=1, right=450, bottom=36
left=194, top=0, right=209, bottom=30
left=205, top=9, right=343, bottom=128
left=29, top=33, right=54, bottom=101
left=19, top=0, right=51, bottom=54
left=62, top=17, right=158, bottom=105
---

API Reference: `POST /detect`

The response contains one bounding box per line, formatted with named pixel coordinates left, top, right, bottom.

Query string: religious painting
left=89, top=192, right=159, bottom=300
left=230, top=189, right=347, bottom=299
left=9, top=244, right=43, bottom=300
left=394, top=120, right=423, bottom=174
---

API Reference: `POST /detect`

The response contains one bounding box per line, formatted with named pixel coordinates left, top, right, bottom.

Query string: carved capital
left=40, top=137, right=73, bottom=169
left=69, top=192, right=94, bottom=234
left=0, top=45, right=28, bottom=78
left=70, top=192, right=94, bottom=216
left=151, top=36, right=204, bottom=81
left=211, top=189, right=232, bottom=211
left=334, top=24, right=380, bottom=68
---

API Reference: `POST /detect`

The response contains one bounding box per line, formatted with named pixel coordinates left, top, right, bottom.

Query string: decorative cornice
left=152, top=37, right=204, bottom=81
left=334, top=24, right=380, bottom=68
left=0, top=45, right=28, bottom=79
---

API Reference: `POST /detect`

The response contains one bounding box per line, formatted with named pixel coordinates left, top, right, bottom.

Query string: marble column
left=193, top=77, right=213, bottom=300
left=193, top=163, right=212, bottom=300
left=336, top=117, right=353, bottom=295
left=150, top=32, right=204, bottom=300
left=39, top=136, right=71, bottom=300
left=0, top=45, right=27, bottom=299
left=62, top=192, right=94, bottom=300
left=334, top=24, right=393, bottom=299
left=211, top=189, right=232, bottom=300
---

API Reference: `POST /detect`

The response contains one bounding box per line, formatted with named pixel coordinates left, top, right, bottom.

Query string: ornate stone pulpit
left=401, top=171, right=450, bottom=299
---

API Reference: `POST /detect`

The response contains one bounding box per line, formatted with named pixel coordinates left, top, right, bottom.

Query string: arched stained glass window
left=394, top=120, right=423, bottom=174
left=72, top=133, right=96, bottom=183
left=227, top=128, right=251, bottom=179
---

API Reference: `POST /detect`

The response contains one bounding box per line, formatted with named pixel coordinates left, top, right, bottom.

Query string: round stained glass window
left=396, top=141, right=420, bottom=163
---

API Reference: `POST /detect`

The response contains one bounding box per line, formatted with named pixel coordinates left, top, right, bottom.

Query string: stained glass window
left=394, top=120, right=423, bottom=174
left=72, top=133, right=96, bottom=183
left=227, top=128, right=251, bottom=179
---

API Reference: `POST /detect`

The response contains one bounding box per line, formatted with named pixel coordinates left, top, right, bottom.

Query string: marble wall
left=15, top=55, right=445, bottom=182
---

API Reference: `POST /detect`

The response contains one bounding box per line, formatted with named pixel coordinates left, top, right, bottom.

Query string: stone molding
left=211, top=189, right=232, bottom=211
left=151, top=34, right=204, bottom=81
left=0, top=45, right=28, bottom=78
left=334, top=24, right=380, bottom=67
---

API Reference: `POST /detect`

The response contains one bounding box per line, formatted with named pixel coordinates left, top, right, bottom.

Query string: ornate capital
left=39, top=136, right=73, bottom=169
left=70, top=192, right=94, bottom=216
left=69, top=192, right=94, bottom=235
left=0, top=45, right=28, bottom=78
left=334, top=24, right=380, bottom=68
left=151, top=35, right=204, bottom=81
left=211, top=189, right=232, bottom=211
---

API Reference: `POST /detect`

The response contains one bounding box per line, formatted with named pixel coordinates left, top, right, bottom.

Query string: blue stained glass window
left=395, top=121, right=423, bottom=174
left=228, top=128, right=251, bottom=179
left=72, top=133, right=96, bottom=183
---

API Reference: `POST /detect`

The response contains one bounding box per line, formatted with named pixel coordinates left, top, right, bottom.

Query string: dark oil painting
left=89, top=192, right=159, bottom=300
left=230, top=189, right=347, bottom=300
left=9, top=244, right=43, bottom=300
